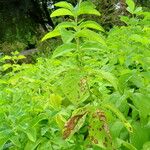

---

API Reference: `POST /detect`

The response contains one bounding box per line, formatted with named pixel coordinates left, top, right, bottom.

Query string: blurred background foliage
left=0, top=0, right=150, bottom=59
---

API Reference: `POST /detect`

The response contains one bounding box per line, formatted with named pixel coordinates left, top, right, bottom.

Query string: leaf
left=134, top=7, right=142, bottom=14
left=55, top=114, right=66, bottom=129
left=55, top=21, right=76, bottom=30
left=17, top=55, right=26, bottom=59
left=111, top=121, right=124, bottom=138
left=61, top=69, right=89, bottom=105
left=25, top=127, right=37, bottom=142
left=54, top=1, right=74, bottom=11
left=77, top=1, right=100, bottom=16
left=142, top=141, right=150, bottom=150
left=60, top=28, right=75, bottom=43
left=103, top=104, right=133, bottom=133
left=130, top=34, right=150, bottom=45
left=88, top=109, right=112, bottom=149
left=30, top=113, right=48, bottom=127
left=0, top=138, right=9, bottom=150
left=9, top=135, right=21, bottom=147
left=98, top=70, right=118, bottom=90
left=81, top=41, right=104, bottom=51
left=2, top=55, right=12, bottom=60
left=120, top=16, right=130, bottom=25
left=41, top=30, right=60, bottom=41
left=52, top=43, right=76, bottom=58
left=126, top=0, right=135, bottom=12
left=49, top=94, right=62, bottom=110
left=79, top=21, right=104, bottom=32
left=117, top=138, right=137, bottom=150
left=130, top=123, right=150, bottom=150
left=76, top=29, right=106, bottom=46
left=132, top=93, right=150, bottom=124
left=37, top=139, right=52, bottom=150
left=63, top=112, right=87, bottom=139
left=2, top=64, right=12, bottom=71
left=50, top=8, right=74, bottom=17
left=24, top=139, right=42, bottom=150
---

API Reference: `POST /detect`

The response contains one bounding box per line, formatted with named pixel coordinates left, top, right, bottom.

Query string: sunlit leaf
left=54, top=1, right=74, bottom=11
left=41, top=30, right=60, bottom=41
left=49, top=94, right=62, bottom=110
left=55, top=21, right=76, bottom=30
left=77, top=1, right=100, bottom=16
left=50, top=8, right=74, bottom=17
left=79, top=21, right=104, bottom=32
left=126, top=0, right=135, bottom=12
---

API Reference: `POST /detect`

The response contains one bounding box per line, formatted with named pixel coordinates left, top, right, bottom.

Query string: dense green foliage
left=0, top=0, right=150, bottom=149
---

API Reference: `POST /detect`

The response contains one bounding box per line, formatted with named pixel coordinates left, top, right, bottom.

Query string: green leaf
left=54, top=1, right=74, bottom=11
left=60, top=28, right=75, bottom=43
left=2, top=55, right=12, bottom=60
left=41, top=30, right=60, bottom=41
left=132, top=93, right=150, bottom=124
left=103, top=104, right=133, bottom=133
left=52, top=43, right=76, bottom=58
left=10, top=135, right=21, bottom=147
left=17, top=55, right=26, bottom=59
left=77, top=1, right=100, bottom=16
left=37, top=139, right=52, bottom=150
left=117, top=138, right=137, bottom=150
left=30, top=114, right=48, bottom=127
left=81, top=41, right=104, bottom=51
left=130, top=123, right=150, bottom=150
left=25, top=139, right=42, bottom=150
left=25, top=127, right=37, bottom=142
left=130, top=34, right=150, bottom=45
left=0, top=138, right=8, bottom=150
left=55, top=114, right=66, bottom=129
left=98, top=70, right=118, bottom=90
left=2, top=64, right=12, bottom=71
left=50, top=8, right=74, bottom=17
left=142, top=141, right=150, bottom=150
left=76, top=29, right=106, bottom=46
left=79, top=21, right=104, bottom=32
left=134, top=7, right=142, bottom=14
left=126, top=0, right=135, bottom=12
left=49, top=94, right=62, bottom=110
left=55, top=21, right=76, bottom=30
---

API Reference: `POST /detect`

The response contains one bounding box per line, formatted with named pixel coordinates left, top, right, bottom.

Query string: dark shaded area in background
left=0, top=0, right=149, bottom=53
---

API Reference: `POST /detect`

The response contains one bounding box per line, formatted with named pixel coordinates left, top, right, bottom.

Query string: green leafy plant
left=0, top=0, right=149, bottom=150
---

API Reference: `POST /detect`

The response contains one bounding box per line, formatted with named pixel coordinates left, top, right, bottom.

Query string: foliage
left=0, top=0, right=150, bottom=149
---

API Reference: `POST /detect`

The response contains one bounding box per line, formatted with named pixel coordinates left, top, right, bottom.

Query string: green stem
left=74, top=0, right=83, bottom=68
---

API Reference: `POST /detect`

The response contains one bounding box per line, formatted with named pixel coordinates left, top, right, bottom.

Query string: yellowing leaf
left=50, top=94, right=62, bottom=110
